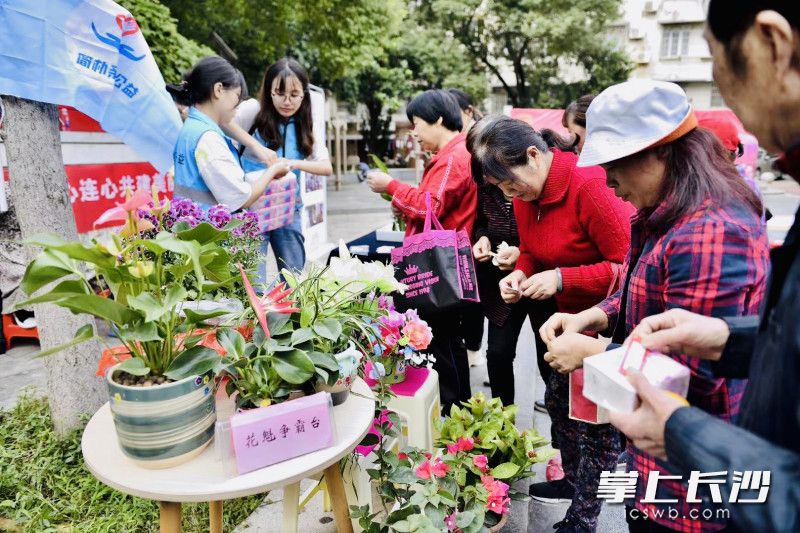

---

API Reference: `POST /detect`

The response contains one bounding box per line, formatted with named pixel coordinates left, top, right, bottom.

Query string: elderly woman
left=562, top=94, right=594, bottom=154
left=468, top=115, right=634, bottom=533
left=541, top=80, right=769, bottom=533
left=367, top=89, right=477, bottom=413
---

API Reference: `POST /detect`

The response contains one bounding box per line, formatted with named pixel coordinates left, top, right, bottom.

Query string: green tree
left=420, top=0, right=632, bottom=108
left=119, top=0, right=214, bottom=84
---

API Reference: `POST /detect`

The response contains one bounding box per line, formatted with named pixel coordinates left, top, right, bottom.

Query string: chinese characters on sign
left=75, top=53, right=140, bottom=99
left=230, top=393, right=334, bottom=475
left=597, top=470, right=771, bottom=504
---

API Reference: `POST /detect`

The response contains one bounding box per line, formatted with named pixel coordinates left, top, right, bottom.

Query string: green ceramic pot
left=106, top=363, right=216, bottom=469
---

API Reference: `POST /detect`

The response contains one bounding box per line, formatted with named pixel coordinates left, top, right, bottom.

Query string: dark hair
left=166, top=56, right=246, bottom=107
left=708, top=1, right=800, bottom=76
left=253, top=58, right=314, bottom=158
left=562, top=94, right=595, bottom=129
left=447, top=89, right=484, bottom=121
left=466, top=115, right=575, bottom=184
left=637, top=128, right=763, bottom=231
left=406, top=90, right=463, bottom=132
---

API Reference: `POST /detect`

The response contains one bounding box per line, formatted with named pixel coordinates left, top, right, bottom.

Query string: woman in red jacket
left=468, top=115, right=634, bottom=533
left=367, top=89, right=478, bottom=412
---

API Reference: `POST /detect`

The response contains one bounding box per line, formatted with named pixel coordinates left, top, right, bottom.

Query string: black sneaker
left=528, top=478, right=574, bottom=502
left=534, top=399, right=548, bottom=413
left=552, top=516, right=591, bottom=533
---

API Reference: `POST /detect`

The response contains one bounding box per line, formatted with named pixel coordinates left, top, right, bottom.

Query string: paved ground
left=3, top=173, right=797, bottom=532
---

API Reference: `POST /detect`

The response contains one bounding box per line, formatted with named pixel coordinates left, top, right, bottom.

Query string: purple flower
left=378, top=295, right=395, bottom=311
left=175, top=215, right=200, bottom=228
left=379, top=311, right=406, bottom=330
left=208, top=204, right=232, bottom=229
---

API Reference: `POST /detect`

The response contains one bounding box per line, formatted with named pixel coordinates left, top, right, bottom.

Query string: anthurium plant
left=16, top=188, right=245, bottom=382
left=435, top=393, right=555, bottom=490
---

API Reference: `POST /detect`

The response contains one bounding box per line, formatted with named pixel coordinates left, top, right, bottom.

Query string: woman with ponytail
left=168, top=56, right=291, bottom=212
left=468, top=115, right=634, bottom=533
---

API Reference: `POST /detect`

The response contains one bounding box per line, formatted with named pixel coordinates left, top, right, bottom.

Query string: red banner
left=57, top=106, right=103, bottom=132
left=66, top=162, right=173, bottom=233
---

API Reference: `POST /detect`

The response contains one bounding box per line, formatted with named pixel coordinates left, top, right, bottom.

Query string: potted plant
left=17, top=188, right=245, bottom=468
left=351, top=447, right=513, bottom=532
left=435, top=393, right=555, bottom=494
left=365, top=299, right=434, bottom=384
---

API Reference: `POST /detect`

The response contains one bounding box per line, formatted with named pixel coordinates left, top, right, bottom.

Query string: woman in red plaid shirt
left=540, top=80, right=770, bottom=533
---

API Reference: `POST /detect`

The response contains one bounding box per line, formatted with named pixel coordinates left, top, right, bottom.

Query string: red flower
left=446, top=443, right=459, bottom=455
left=431, top=458, right=450, bottom=478
left=397, top=452, right=408, bottom=460
left=473, top=454, right=489, bottom=473
left=415, top=460, right=433, bottom=480
left=239, top=265, right=300, bottom=337
left=456, top=436, right=474, bottom=452
left=96, top=346, right=132, bottom=377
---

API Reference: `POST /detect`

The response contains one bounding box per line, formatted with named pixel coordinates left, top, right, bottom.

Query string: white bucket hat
left=577, top=79, right=698, bottom=167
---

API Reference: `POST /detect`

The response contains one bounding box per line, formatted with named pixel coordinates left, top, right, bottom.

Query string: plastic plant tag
left=230, top=392, right=334, bottom=475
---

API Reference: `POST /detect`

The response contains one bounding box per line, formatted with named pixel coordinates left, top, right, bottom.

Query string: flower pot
left=487, top=511, right=508, bottom=532
left=384, top=357, right=407, bottom=384
left=106, top=362, right=216, bottom=469
left=315, top=341, right=361, bottom=405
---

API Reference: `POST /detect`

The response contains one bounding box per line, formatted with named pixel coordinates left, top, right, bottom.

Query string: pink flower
left=456, top=436, right=474, bottom=452
left=431, top=458, right=450, bottom=478
left=402, top=320, right=433, bottom=350
left=473, top=454, right=489, bottom=473
left=447, top=443, right=459, bottom=455
left=239, top=265, right=300, bottom=338
left=486, top=494, right=511, bottom=515
left=415, top=460, right=433, bottom=480
left=94, top=187, right=154, bottom=228
left=481, top=476, right=509, bottom=498
left=445, top=512, right=458, bottom=531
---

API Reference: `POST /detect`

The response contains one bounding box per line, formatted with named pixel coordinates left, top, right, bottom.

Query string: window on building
left=660, top=29, right=690, bottom=58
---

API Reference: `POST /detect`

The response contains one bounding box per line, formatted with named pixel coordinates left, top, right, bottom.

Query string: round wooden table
left=82, top=378, right=375, bottom=533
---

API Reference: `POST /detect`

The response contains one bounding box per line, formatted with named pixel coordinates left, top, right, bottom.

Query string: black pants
left=486, top=298, right=557, bottom=406
left=460, top=302, right=485, bottom=352
left=425, top=311, right=472, bottom=415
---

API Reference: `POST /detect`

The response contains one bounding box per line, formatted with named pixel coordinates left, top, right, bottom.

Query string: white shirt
left=194, top=130, right=252, bottom=211
left=234, top=98, right=330, bottom=162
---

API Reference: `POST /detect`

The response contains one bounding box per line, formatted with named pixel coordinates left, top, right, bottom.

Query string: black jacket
left=664, top=152, right=800, bottom=532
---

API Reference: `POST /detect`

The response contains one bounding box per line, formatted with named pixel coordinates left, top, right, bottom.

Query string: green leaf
left=164, top=345, right=221, bottom=380
left=118, top=322, right=162, bottom=343
left=175, top=222, right=230, bottom=244
left=455, top=510, right=476, bottom=528
left=164, top=285, right=189, bottom=310
left=15, top=279, right=89, bottom=309
left=267, top=313, right=293, bottom=336
left=388, top=466, right=419, bottom=484
left=490, top=462, right=520, bottom=480
left=116, top=357, right=151, bottom=376
left=154, top=233, right=203, bottom=283
left=272, top=349, right=315, bottom=384
left=217, top=329, right=245, bottom=358
left=25, top=234, right=116, bottom=267
left=312, top=318, right=342, bottom=342
left=291, top=327, right=314, bottom=346
left=307, top=351, right=339, bottom=372
left=183, top=308, right=231, bottom=324
left=299, top=306, right=314, bottom=328
left=32, top=324, right=95, bottom=359
left=359, top=433, right=379, bottom=447
left=127, top=292, right=167, bottom=322
left=38, top=293, right=140, bottom=326
left=20, top=251, right=78, bottom=295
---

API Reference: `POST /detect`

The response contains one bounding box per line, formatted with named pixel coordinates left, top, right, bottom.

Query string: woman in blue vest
left=229, top=58, right=333, bottom=280
left=167, top=56, right=291, bottom=213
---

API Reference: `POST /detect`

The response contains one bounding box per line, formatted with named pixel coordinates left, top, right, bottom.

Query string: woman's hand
left=495, top=246, right=520, bottom=271
left=251, top=144, right=278, bottom=166
left=499, top=270, right=527, bottom=304
left=367, top=171, right=393, bottom=193
left=539, top=307, right=609, bottom=345
left=267, top=160, right=292, bottom=180
left=473, top=236, right=492, bottom=262
left=520, top=270, right=558, bottom=300
left=543, top=332, right=608, bottom=373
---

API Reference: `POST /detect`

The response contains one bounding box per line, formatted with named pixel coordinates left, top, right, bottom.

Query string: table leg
left=324, top=463, right=354, bottom=533
left=159, top=501, right=182, bottom=533
left=209, top=500, right=223, bottom=533
left=282, top=481, right=301, bottom=533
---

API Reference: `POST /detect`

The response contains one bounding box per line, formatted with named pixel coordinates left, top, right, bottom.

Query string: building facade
left=607, top=0, right=725, bottom=108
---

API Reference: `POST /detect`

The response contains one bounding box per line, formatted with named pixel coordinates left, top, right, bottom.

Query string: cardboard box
left=583, top=344, right=690, bottom=414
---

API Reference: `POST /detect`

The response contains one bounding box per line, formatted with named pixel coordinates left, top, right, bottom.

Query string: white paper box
left=583, top=345, right=691, bottom=413
left=375, top=224, right=405, bottom=243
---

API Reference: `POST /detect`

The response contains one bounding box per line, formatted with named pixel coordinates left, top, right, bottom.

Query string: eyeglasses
left=271, top=91, right=305, bottom=103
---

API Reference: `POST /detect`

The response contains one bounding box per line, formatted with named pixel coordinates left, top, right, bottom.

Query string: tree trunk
left=0, top=96, right=105, bottom=434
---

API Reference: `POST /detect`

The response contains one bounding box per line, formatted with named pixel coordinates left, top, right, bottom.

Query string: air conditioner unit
left=629, top=27, right=645, bottom=40
left=644, top=1, right=657, bottom=14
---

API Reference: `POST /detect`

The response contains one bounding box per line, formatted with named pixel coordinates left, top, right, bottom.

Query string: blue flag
left=0, top=0, right=182, bottom=172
